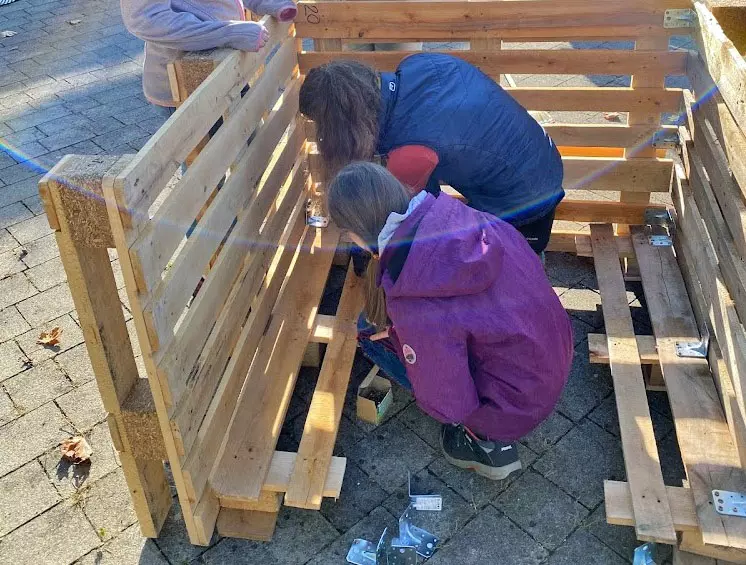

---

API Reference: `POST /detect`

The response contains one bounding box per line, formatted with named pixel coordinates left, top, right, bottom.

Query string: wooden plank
left=673, top=164, right=746, bottom=486
left=295, top=0, right=692, bottom=40
left=632, top=225, right=746, bottom=549
left=285, top=264, right=364, bottom=509
left=219, top=491, right=283, bottom=513
left=44, top=156, right=171, bottom=538
left=298, top=49, right=687, bottom=77
left=562, top=156, right=673, bottom=192
left=173, top=159, right=309, bottom=465
left=604, top=480, right=699, bottom=531
left=673, top=548, right=719, bottom=565
left=120, top=378, right=167, bottom=460
left=590, top=224, right=676, bottom=544
left=546, top=124, right=677, bottom=149
left=694, top=2, right=746, bottom=137
left=180, top=190, right=309, bottom=502
left=685, top=90, right=746, bottom=259
left=546, top=231, right=634, bottom=257
left=310, top=314, right=335, bottom=344
left=264, top=451, right=346, bottom=497
left=211, top=224, right=341, bottom=503
left=109, top=17, right=292, bottom=241
left=681, top=530, right=746, bottom=564
left=216, top=508, right=278, bottom=542
left=588, top=333, right=658, bottom=365
left=711, top=340, right=746, bottom=474
left=145, top=85, right=303, bottom=354
left=555, top=200, right=665, bottom=224
left=130, top=39, right=299, bottom=296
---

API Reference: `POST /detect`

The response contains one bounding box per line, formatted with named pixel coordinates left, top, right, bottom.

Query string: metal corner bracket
left=664, top=8, right=696, bottom=28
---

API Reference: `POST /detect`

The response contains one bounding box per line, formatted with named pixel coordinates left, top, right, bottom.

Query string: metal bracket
left=664, top=8, right=696, bottom=28
left=408, top=472, right=443, bottom=512
left=306, top=197, right=330, bottom=228
left=347, top=539, right=377, bottom=565
left=651, top=130, right=680, bottom=150
left=713, top=490, right=746, bottom=517
left=347, top=529, right=417, bottom=565
left=394, top=504, right=439, bottom=559
left=675, top=332, right=710, bottom=358
left=645, top=208, right=673, bottom=228
left=648, top=235, right=673, bottom=247
left=633, top=543, right=657, bottom=565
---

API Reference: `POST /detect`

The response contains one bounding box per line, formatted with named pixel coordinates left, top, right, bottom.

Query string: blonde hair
left=327, top=162, right=411, bottom=330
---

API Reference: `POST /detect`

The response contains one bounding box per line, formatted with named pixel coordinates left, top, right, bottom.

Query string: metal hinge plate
left=651, top=130, right=680, bottom=149
left=408, top=472, right=443, bottom=512
left=675, top=335, right=709, bottom=358
left=664, top=8, right=696, bottom=28
left=649, top=235, right=673, bottom=247
left=713, top=490, right=746, bottom=517
left=645, top=208, right=674, bottom=228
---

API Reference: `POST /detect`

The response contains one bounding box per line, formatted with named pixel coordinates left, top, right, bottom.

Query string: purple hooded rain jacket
left=379, top=193, right=573, bottom=442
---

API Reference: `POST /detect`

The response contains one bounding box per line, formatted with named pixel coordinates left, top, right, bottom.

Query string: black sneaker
left=440, top=424, right=522, bottom=481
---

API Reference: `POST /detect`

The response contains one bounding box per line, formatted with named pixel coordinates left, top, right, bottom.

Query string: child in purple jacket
left=328, top=162, right=573, bottom=480
left=121, top=0, right=297, bottom=108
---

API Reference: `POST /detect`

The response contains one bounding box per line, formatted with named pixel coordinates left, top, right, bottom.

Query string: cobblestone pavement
left=0, top=0, right=693, bottom=563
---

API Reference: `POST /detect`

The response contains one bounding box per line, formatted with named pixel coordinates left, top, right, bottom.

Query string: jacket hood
left=380, top=194, right=503, bottom=299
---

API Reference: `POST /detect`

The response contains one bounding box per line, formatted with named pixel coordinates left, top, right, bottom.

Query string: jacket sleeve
left=387, top=145, right=439, bottom=194
left=245, top=0, right=298, bottom=20
left=121, top=0, right=272, bottom=52
left=393, top=316, right=480, bottom=424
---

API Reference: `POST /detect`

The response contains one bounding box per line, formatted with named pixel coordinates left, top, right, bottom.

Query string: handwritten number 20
left=304, top=4, right=320, bottom=24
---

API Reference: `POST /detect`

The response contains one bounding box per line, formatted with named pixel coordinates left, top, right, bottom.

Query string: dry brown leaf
left=37, top=327, right=62, bottom=347
left=60, top=437, right=93, bottom=464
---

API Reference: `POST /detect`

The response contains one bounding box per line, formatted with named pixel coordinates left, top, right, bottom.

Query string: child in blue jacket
left=300, top=54, right=564, bottom=254
left=121, top=0, right=297, bottom=108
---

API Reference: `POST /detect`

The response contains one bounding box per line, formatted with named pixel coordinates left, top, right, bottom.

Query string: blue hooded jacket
left=377, top=53, right=564, bottom=226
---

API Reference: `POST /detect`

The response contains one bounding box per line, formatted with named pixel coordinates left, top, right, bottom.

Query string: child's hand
left=276, top=3, right=297, bottom=22
left=248, top=22, right=271, bottom=50
left=370, top=328, right=390, bottom=342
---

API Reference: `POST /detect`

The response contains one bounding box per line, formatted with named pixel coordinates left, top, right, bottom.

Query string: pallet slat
left=212, top=224, right=342, bottom=504
left=299, top=49, right=687, bottom=77
left=604, top=480, right=699, bottom=531
left=285, top=264, right=363, bottom=509
left=632, top=225, right=746, bottom=549
left=295, top=0, right=691, bottom=40
left=591, top=223, right=676, bottom=544
left=588, top=333, right=658, bottom=364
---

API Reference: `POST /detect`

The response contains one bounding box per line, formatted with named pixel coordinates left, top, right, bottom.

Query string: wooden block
left=604, top=480, right=699, bottom=531
left=591, top=224, right=676, bottom=544
left=588, top=333, right=658, bottom=365
left=632, top=225, right=746, bottom=550
left=680, top=530, right=746, bottom=564
left=120, top=378, right=167, bottom=460
left=219, top=491, right=283, bottom=513
left=216, top=508, right=278, bottom=542
left=286, top=264, right=364, bottom=509
left=119, top=452, right=172, bottom=538
left=310, top=314, right=335, bottom=344
left=263, top=451, right=346, bottom=497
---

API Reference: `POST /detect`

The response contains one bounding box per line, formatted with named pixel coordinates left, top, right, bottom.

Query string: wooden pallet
left=592, top=220, right=746, bottom=553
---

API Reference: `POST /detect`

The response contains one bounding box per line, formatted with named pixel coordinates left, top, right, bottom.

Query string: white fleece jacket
left=121, top=0, right=296, bottom=106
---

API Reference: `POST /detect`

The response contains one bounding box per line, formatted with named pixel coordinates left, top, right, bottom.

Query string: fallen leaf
left=60, top=437, right=93, bottom=464
left=604, top=112, right=622, bottom=122
left=1, top=30, right=17, bottom=37
left=37, top=327, right=63, bottom=347
left=67, top=19, right=82, bottom=25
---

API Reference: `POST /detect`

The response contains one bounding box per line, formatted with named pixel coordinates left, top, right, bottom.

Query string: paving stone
left=428, top=505, right=548, bottom=565
left=555, top=341, right=613, bottom=422
left=333, top=414, right=368, bottom=456
left=25, top=255, right=65, bottom=291
left=521, top=410, right=574, bottom=455
left=0, top=177, right=40, bottom=208
left=428, top=443, right=537, bottom=509
left=17, top=313, right=84, bottom=364
left=268, top=507, right=340, bottom=565
left=56, top=379, right=105, bottom=432
left=547, top=528, right=629, bottom=565
left=154, top=502, right=210, bottom=564
left=0, top=228, right=18, bottom=253
left=0, top=460, right=60, bottom=536
left=38, top=126, right=96, bottom=152
left=0, top=401, right=68, bottom=478
left=0, top=338, right=30, bottom=381
left=199, top=538, right=272, bottom=565
left=0, top=500, right=100, bottom=564
left=0, top=271, right=36, bottom=310
left=0, top=248, right=27, bottom=279
left=656, top=428, right=687, bottom=486
left=398, top=402, right=442, bottom=450
left=557, top=284, right=605, bottom=330
left=307, top=506, right=399, bottom=565
left=41, top=421, right=119, bottom=497
left=320, top=460, right=389, bottom=533
left=383, top=468, right=477, bottom=544
left=588, top=394, right=673, bottom=442
left=20, top=232, right=58, bottom=268
left=583, top=503, right=640, bottom=561
left=0, top=201, right=32, bottom=229
left=4, top=359, right=71, bottom=414
left=5, top=102, right=70, bottom=131
left=346, top=418, right=437, bottom=494
left=17, top=282, right=75, bottom=326
left=0, top=388, right=17, bottom=425
left=7, top=213, right=54, bottom=244
left=495, top=470, right=589, bottom=550
left=545, top=252, right=596, bottom=286
left=0, top=305, right=31, bottom=342
left=82, top=468, right=137, bottom=540
left=533, top=419, right=625, bottom=508
left=75, top=523, right=168, bottom=565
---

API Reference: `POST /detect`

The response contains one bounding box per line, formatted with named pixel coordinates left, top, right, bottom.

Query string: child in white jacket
left=121, top=0, right=297, bottom=107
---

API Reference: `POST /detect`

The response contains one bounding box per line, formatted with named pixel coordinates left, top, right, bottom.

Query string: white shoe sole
left=442, top=450, right=523, bottom=481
